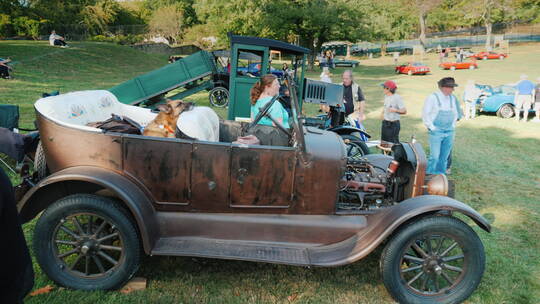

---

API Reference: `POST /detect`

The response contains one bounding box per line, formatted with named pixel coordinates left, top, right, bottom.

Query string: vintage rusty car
left=17, top=76, right=490, bottom=304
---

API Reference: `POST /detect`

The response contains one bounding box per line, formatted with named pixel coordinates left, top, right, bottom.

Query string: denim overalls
left=427, top=93, right=457, bottom=175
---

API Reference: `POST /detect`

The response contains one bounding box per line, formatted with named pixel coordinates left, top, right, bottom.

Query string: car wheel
left=34, top=141, right=48, bottom=180
left=499, top=55, right=504, bottom=60
left=497, top=103, right=515, bottom=119
left=34, top=194, right=141, bottom=290
left=341, top=134, right=369, bottom=160
left=407, top=70, right=413, bottom=76
left=469, top=65, right=475, bottom=70
left=483, top=56, right=488, bottom=60
left=450, top=66, right=456, bottom=71
left=380, top=216, right=485, bottom=304
left=209, top=86, right=230, bottom=108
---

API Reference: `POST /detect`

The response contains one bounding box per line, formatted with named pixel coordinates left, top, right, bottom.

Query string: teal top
left=251, top=96, right=290, bottom=128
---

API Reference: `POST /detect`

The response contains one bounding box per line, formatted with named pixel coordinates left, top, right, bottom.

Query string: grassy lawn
left=1, top=40, right=540, bottom=304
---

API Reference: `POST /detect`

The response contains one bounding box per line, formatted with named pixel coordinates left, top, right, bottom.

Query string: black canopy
left=228, top=34, right=310, bottom=55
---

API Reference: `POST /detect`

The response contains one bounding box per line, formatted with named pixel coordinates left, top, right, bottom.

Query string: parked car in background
left=333, top=57, right=360, bottom=67
left=469, top=51, right=507, bottom=60
left=395, top=62, right=430, bottom=76
left=474, top=83, right=534, bottom=118
left=237, top=62, right=284, bottom=78
left=439, top=61, right=478, bottom=70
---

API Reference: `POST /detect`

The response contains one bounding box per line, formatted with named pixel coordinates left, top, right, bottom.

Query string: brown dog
left=143, top=99, right=193, bottom=138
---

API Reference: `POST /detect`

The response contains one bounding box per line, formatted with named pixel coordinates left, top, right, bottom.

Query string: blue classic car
left=474, top=84, right=535, bottom=118
left=237, top=62, right=284, bottom=78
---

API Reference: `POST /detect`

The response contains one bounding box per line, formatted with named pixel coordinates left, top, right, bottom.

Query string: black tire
left=380, top=216, right=485, bottom=304
left=34, top=141, right=48, bottom=180
left=497, top=103, right=514, bottom=118
left=209, top=86, right=230, bottom=108
left=341, top=134, right=369, bottom=160
left=34, top=194, right=141, bottom=290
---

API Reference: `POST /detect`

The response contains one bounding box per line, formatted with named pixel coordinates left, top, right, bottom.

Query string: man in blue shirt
left=514, top=74, right=535, bottom=121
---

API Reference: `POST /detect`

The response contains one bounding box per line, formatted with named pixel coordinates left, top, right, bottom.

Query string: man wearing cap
left=380, top=80, right=406, bottom=143
left=514, top=74, right=535, bottom=121
left=422, top=77, right=463, bottom=175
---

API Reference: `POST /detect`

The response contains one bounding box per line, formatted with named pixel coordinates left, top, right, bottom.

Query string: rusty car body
left=16, top=56, right=490, bottom=304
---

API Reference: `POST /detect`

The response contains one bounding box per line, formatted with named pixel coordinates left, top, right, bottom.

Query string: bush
left=89, top=34, right=144, bottom=45
left=0, top=14, right=14, bottom=38
left=12, top=16, right=44, bottom=39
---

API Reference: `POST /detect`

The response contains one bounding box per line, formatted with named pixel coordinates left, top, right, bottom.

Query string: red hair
left=250, top=74, right=277, bottom=105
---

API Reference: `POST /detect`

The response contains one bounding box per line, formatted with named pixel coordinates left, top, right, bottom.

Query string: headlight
left=425, top=174, right=449, bottom=196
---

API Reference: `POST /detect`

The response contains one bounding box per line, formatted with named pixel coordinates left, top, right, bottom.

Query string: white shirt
left=49, top=34, right=61, bottom=45
left=320, top=74, right=332, bottom=83
left=383, top=94, right=405, bottom=121
left=422, top=90, right=459, bottom=131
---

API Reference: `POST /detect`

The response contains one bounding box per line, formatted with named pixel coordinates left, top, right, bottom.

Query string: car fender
left=483, top=95, right=514, bottom=112
left=17, top=166, right=158, bottom=253
left=327, top=125, right=371, bottom=139
left=308, top=195, right=490, bottom=266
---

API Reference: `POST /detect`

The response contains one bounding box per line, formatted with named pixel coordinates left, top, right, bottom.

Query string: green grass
left=1, top=40, right=540, bottom=303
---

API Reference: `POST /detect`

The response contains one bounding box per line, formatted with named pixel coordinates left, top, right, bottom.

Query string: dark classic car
left=13, top=70, right=491, bottom=304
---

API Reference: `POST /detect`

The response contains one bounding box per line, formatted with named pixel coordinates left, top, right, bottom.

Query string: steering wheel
left=243, top=95, right=291, bottom=138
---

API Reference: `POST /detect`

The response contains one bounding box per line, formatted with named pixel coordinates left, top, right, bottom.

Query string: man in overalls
left=422, top=77, right=463, bottom=175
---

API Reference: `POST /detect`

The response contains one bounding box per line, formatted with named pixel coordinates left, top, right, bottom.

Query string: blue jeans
left=427, top=129, right=454, bottom=174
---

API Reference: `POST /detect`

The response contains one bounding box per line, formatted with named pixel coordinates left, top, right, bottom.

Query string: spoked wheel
left=34, top=194, right=140, bottom=290
left=380, top=216, right=485, bottom=304
left=341, top=134, right=369, bottom=160
left=209, top=86, right=230, bottom=108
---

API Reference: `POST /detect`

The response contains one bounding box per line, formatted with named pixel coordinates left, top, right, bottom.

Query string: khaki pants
left=515, top=95, right=532, bottom=119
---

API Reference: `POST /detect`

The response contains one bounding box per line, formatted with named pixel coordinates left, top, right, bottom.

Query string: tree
left=80, top=0, right=121, bottom=35
left=460, top=0, right=514, bottom=50
left=408, top=0, right=443, bottom=47
left=148, top=4, right=184, bottom=44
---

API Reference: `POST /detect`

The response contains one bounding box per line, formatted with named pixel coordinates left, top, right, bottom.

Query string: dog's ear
left=156, top=104, right=172, bottom=114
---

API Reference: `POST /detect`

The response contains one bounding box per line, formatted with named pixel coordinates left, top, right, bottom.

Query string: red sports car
left=469, top=51, right=507, bottom=60
left=439, top=61, right=478, bottom=70
left=395, top=62, right=430, bottom=75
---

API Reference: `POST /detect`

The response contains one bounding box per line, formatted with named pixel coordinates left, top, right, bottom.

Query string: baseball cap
left=381, top=80, right=397, bottom=90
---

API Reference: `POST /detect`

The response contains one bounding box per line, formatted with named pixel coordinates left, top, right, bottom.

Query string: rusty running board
left=152, top=238, right=311, bottom=265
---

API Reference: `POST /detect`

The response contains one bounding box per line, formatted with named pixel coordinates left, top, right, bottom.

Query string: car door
left=123, top=135, right=191, bottom=207
left=229, top=144, right=296, bottom=209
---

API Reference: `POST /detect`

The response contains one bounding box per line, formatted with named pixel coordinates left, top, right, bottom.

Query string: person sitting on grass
left=0, top=58, right=13, bottom=79
left=49, top=30, right=68, bottom=47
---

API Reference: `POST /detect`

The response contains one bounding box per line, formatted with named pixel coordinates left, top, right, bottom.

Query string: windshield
left=283, top=73, right=306, bottom=152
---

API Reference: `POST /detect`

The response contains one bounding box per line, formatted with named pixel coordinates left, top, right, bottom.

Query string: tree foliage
left=148, top=4, right=184, bottom=44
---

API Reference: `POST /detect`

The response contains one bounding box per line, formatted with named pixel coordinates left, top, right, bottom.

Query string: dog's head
left=156, top=100, right=194, bottom=119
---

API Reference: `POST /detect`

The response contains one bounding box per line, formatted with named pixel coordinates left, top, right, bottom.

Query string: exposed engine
left=338, top=156, right=409, bottom=211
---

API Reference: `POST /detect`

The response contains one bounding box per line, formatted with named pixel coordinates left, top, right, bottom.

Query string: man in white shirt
left=422, top=77, right=463, bottom=175
left=49, top=30, right=68, bottom=47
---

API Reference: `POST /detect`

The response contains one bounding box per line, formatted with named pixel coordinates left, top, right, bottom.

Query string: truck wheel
left=341, top=134, right=369, bottom=160
left=209, top=86, right=229, bottom=108
left=497, top=104, right=514, bottom=118
left=380, top=216, right=485, bottom=304
left=34, top=141, right=48, bottom=180
left=34, top=194, right=141, bottom=290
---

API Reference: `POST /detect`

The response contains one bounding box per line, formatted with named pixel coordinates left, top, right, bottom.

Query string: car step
left=152, top=238, right=311, bottom=265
